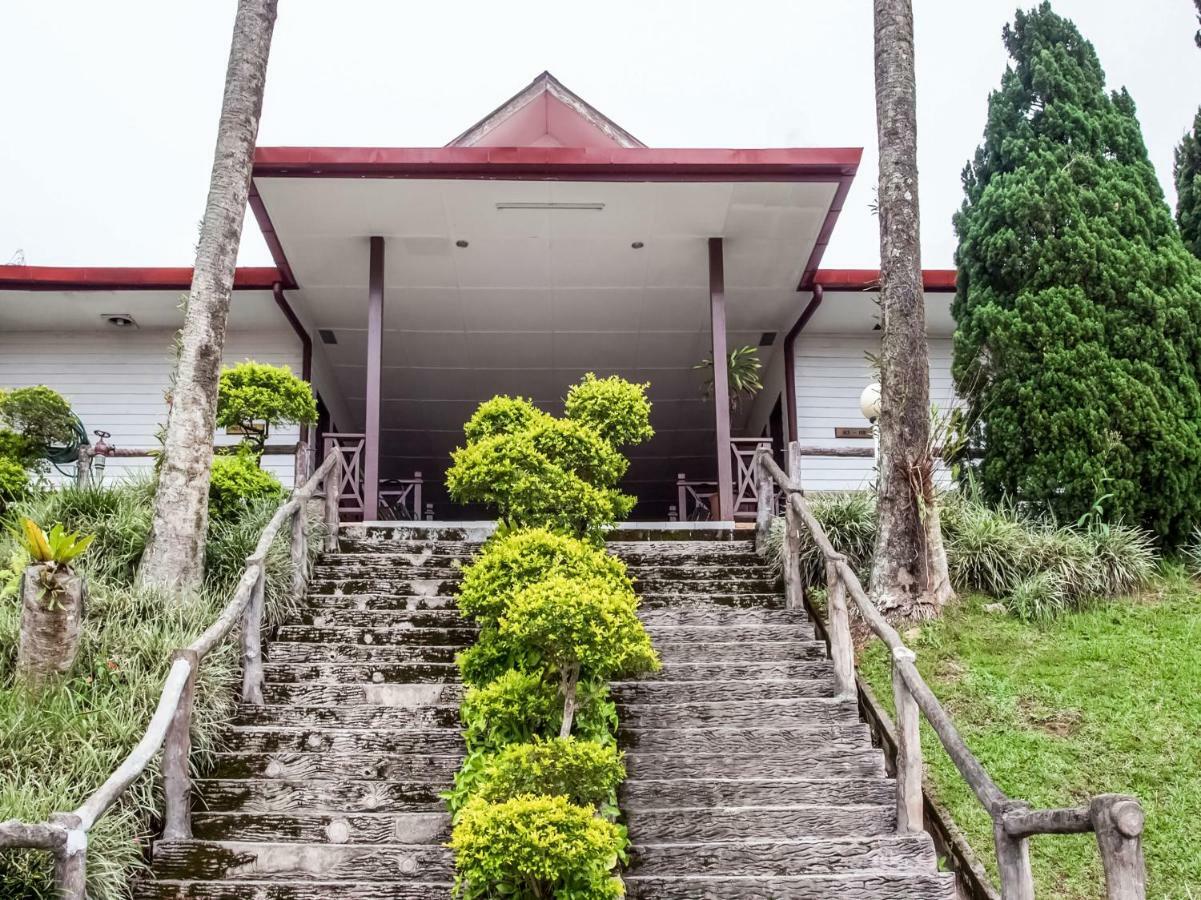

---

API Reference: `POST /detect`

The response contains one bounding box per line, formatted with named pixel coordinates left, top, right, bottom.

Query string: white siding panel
left=793, top=334, right=957, bottom=491
left=0, top=328, right=302, bottom=487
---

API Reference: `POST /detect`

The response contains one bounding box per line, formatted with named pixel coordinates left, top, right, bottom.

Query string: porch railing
left=672, top=474, right=719, bottom=522
left=0, top=453, right=343, bottom=898
left=322, top=433, right=426, bottom=520
left=753, top=445, right=1146, bottom=900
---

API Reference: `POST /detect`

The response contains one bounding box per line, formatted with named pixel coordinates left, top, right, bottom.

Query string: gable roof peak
left=447, top=71, right=645, bottom=150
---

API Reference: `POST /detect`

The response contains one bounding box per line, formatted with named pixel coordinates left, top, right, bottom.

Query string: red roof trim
left=814, top=268, right=957, bottom=293
left=0, top=266, right=282, bottom=292
left=252, top=146, right=862, bottom=180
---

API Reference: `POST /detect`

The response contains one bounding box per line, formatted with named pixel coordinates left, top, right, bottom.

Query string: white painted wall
left=793, top=333, right=958, bottom=491
left=0, top=328, right=304, bottom=487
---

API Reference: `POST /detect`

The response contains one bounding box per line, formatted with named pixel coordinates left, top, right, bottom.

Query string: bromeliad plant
left=13, top=519, right=95, bottom=688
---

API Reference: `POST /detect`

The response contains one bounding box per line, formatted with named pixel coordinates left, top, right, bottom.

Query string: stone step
left=626, top=563, right=778, bottom=578
left=232, top=704, right=461, bottom=730
left=264, top=661, right=461, bottom=683
left=336, top=535, right=484, bottom=554
left=615, top=548, right=765, bottom=564
left=307, top=578, right=457, bottom=597
left=345, top=525, right=491, bottom=543
left=625, top=750, right=884, bottom=780
left=317, top=553, right=469, bottom=568
left=637, top=607, right=808, bottom=626
left=272, top=625, right=472, bottom=647
left=638, top=593, right=786, bottom=610
left=302, top=594, right=458, bottom=611
left=628, top=834, right=938, bottom=876
left=620, top=723, right=867, bottom=753
left=208, top=753, right=463, bottom=782
left=311, top=565, right=462, bottom=580
left=149, top=839, right=453, bottom=881
left=620, top=776, right=895, bottom=810
left=634, top=577, right=777, bottom=593
left=220, top=727, right=464, bottom=756
left=268, top=645, right=468, bottom=666
left=613, top=678, right=835, bottom=705
left=289, top=609, right=470, bottom=629
left=623, top=873, right=957, bottom=899
left=653, top=640, right=828, bottom=662
left=643, top=624, right=811, bottom=643
left=191, top=811, right=452, bottom=845
left=196, top=778, right=446, bottom=814
left=135, top=879, right=455, bottom=898
left=618, top=696, right=859, bottom=728
left=625, top=804, right=895, bottom=842
left=607, top=533, right=750, bottom=547
left=637, top=660, right=832, bottom=682
left=263, top=682, right=464, bottom=706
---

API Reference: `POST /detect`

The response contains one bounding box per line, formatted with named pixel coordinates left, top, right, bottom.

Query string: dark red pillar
left=709, top=237, right=734, bottom=520
left=364, top=236, right=385, bottom=519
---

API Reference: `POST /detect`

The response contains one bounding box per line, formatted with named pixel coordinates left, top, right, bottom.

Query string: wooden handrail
left=755, top=444, right=1147, bottom=900
left=0, top=451, right=341, bottom=899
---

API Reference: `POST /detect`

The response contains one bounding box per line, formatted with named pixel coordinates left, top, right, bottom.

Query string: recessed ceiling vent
left=758, top=331, right=777, bottom=347
left=319, top=329, right=338, bottom=345
left=102, top=313, right=138, bottom=329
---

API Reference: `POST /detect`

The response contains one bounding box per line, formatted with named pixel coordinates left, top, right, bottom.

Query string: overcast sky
left=3, top=0, right=1198, bottom=272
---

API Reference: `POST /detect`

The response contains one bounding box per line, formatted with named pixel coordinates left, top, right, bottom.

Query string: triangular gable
left=447, top=71, right=646, bottom=149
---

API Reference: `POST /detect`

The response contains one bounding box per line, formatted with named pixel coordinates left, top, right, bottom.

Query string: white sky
left=2, top=0, right=1198, bottom=271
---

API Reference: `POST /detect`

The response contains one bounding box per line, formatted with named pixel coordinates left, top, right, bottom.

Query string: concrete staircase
left=138, top=525, right=954, bottom=899
left=609, top=533, right=957, bottom=900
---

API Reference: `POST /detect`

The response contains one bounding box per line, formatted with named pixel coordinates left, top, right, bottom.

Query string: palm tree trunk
left=869, top=0, right=953, bottom=619
left=17, top=565, right=85, bottom=688
left=138, top=0, right=280, bottom=592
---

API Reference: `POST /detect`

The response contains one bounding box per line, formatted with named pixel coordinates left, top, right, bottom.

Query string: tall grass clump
left=764, top=491, right=1155, bottom=621
left=0, top=477, right=313, bottom=899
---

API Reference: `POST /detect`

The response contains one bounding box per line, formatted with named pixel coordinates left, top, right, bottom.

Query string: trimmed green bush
left=565, top=373, right=653, bottom=448
left=463, top=396, right=547, bottom=443
left=449, top=795, right=625, bottom=900
left=216, top=361, right=317, bottom=455
left=461, top=669, right=562, bottom=749
left=473, top=737, right=625, bottom=811
left=0, top=386, right=75, bottom=459
left=0, top=431, right=38, bottom=470
left=208, top=452, right=284, bottom=521
left=0, top=458, right=28, bottom=512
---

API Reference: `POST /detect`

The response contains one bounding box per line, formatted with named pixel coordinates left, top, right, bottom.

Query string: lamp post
left=860, top=382, right=882, bottom=477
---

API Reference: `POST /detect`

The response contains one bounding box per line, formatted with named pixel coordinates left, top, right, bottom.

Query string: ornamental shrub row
left=444, top=376, right=658, bottom=899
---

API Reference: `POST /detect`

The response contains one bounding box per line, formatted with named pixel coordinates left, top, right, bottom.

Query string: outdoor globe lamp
left=859, top=382, right=882, bottom=423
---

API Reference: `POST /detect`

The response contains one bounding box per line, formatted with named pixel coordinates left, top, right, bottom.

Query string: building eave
left=813, top=268, right=957, bottom=293
left=0, top=266, right=283, bottom=292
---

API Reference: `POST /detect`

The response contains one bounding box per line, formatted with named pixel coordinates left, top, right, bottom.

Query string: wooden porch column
left=364, top=236, right=385, bottom=520
left=708, top=237, right=734, bottom=520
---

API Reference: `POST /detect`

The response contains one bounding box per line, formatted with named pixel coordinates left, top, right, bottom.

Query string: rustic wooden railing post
left=824, top=557, right=856, bottom=699
left=783, top=498, right=803, bottom=608
left=676, top=473, right=688, bottom=522
left=161, top=649, right=199, bottom=841
left=754, top=451, right=773, bottom=549
left=892, top=647, right=923, bottom=833
left=240, top=564, right=266, bottom=705
left=290, top=504, right=307, bottom=601
left=1090, top=795, right=1147, bottom=900
left=49, top=812, right=86, bottom=900
left=995, top=800, right=1036, bottom=900
left=786, top=440, right=802, bottom=489
left=323, top=455, right=340, bottom=552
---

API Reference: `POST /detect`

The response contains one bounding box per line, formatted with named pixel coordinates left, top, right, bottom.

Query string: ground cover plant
left=0, top=478, right=313, bottom=899
left=445, top=376, right=658, bottom=899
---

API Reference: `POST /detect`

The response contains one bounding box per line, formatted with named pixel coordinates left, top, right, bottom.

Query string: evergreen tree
left=953, top=2, right=1201, bottom=544
left=1174, top=0, right=1201, bottom=257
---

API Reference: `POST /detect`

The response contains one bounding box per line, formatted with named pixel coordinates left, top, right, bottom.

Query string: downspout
left=783, top=284, right=824, bottom=443
left=272, top=281, right=313, bottom=445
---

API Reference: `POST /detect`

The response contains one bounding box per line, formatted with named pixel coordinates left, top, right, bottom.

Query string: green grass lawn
left=859, top=573, right=1201, bottom=899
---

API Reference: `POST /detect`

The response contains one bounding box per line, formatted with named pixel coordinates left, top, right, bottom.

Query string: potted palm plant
left=695, top=346, right=764, bottom=411
left=15, top=519, right=94, bottom=689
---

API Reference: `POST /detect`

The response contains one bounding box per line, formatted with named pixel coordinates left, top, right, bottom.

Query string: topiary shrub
left=208, top=451, right=284, bottom=521
left=565, top=373, right=653, bottom=448
left=0, top=430, right=39, bottom=470
left=449, top=795, right=625, bottom=900
left=216, top=361, right=317, bottom=455
left=0, top=457, right=29, bottom=513
left=461, top=669, right=562, bottom=749
left=473, top=737, right=625, bottom=812
left=463, top=396, right=548, bottom=443
left=0, top=386, right=75, bottom=459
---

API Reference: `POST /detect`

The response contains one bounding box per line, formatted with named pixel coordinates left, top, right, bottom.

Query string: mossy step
left=233, top=704, right=461, bottom=730
left=612, top=678, right=836, bottom=705
left=190, top=811, right=452, bottom=845
left=195, top=778, right=447, bottom=814
left=134, top=879, right=456, bottom=898
left=220, top=727, right=464, bottom=756
left=626, top=804, right=896, bottom=842
left=624, top=564, right=779, bottom=578
left=628, top=834, right=938, bottom=876
left=643, top=624, right=812, bottom=642
left=637, top=593, right=786, bottom=610
left=148, top=839, right=452, bottom=881
left=289, top=609, right=469, bottom=628
left=637, top=607, right=807, bottom=626
left=617, top=696, right=860, bottom=729
left=273, top=626, right=472, bottom=647
left=263, top=683, right=463, bottom=707
left=632, top=660, right=831, bottom=682
left=269, top=644, right=468, bottom=666
left=624, top=750, right=884, bottom=780
left=623, top=873, right=957, bottom=900
left=633, top=577, right=777, bottom=593
left=307, top=578, right=458, bottom=597
left=620, top=776, right=896, bottom=810
left=652, top=640, right=827, bottom=662
left=317, top=553, right=470, bottom=567
left=208, top=752, right=463, bottom=782
left=263, top=661, right=461, bottom=683
left=620, top=723, right=868, bottom=753
left=302, top=594, right=458, bottom=611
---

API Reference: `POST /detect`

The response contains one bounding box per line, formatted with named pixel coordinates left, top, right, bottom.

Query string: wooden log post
left=754, top=451, right=774, bottom=551
left=783, top=499, right=803, bottom=609
left=290, top=505, right=307, bottom=602
left=787, top=440, right=802, bottom=490
left=323, top=455, right=340, bottom=552
left=891, top=646, right=923, bottom=833
left=49, top=812, right=86, bottom=900
left=240, top=564, right=265, bottom=705
left=1090, top=794, right=1147, bottom=900
left=161, top=649, right=199, bottom=841
left=825, top=558, right=856, bottom=699
left=995, top=800, right=1036, bottom=900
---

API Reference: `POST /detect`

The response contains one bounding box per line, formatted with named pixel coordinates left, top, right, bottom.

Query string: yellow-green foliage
left=216, top=361, right=317, bottom=453
left=565, top=373, right=653, bottom=448
left=463, top=396, right=546, bottom=443
left=0, top=386, right=75, bottom=458
left=0, top=458, right=28, bottom=512
left=461, top=669, right=562, bottom=749
left=474, top=737, right=625, bottom=811
left=208, top=452, right=284, bottom=521
left=450, top=795, right=625, bottom=900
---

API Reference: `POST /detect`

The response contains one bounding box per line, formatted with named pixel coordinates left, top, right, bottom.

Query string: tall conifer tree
left=953, top=2, right=1201, bottom=544
left=1174, top=0, right=1201, bottom=257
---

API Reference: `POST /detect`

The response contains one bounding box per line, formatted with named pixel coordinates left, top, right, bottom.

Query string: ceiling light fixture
left=631, top=241, right=644, bottom=250
left=495, top=202, right=605, bottom=211
left=101, top=313, right=138, bottom=329
left=455, top=239, right=469, bottom=248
